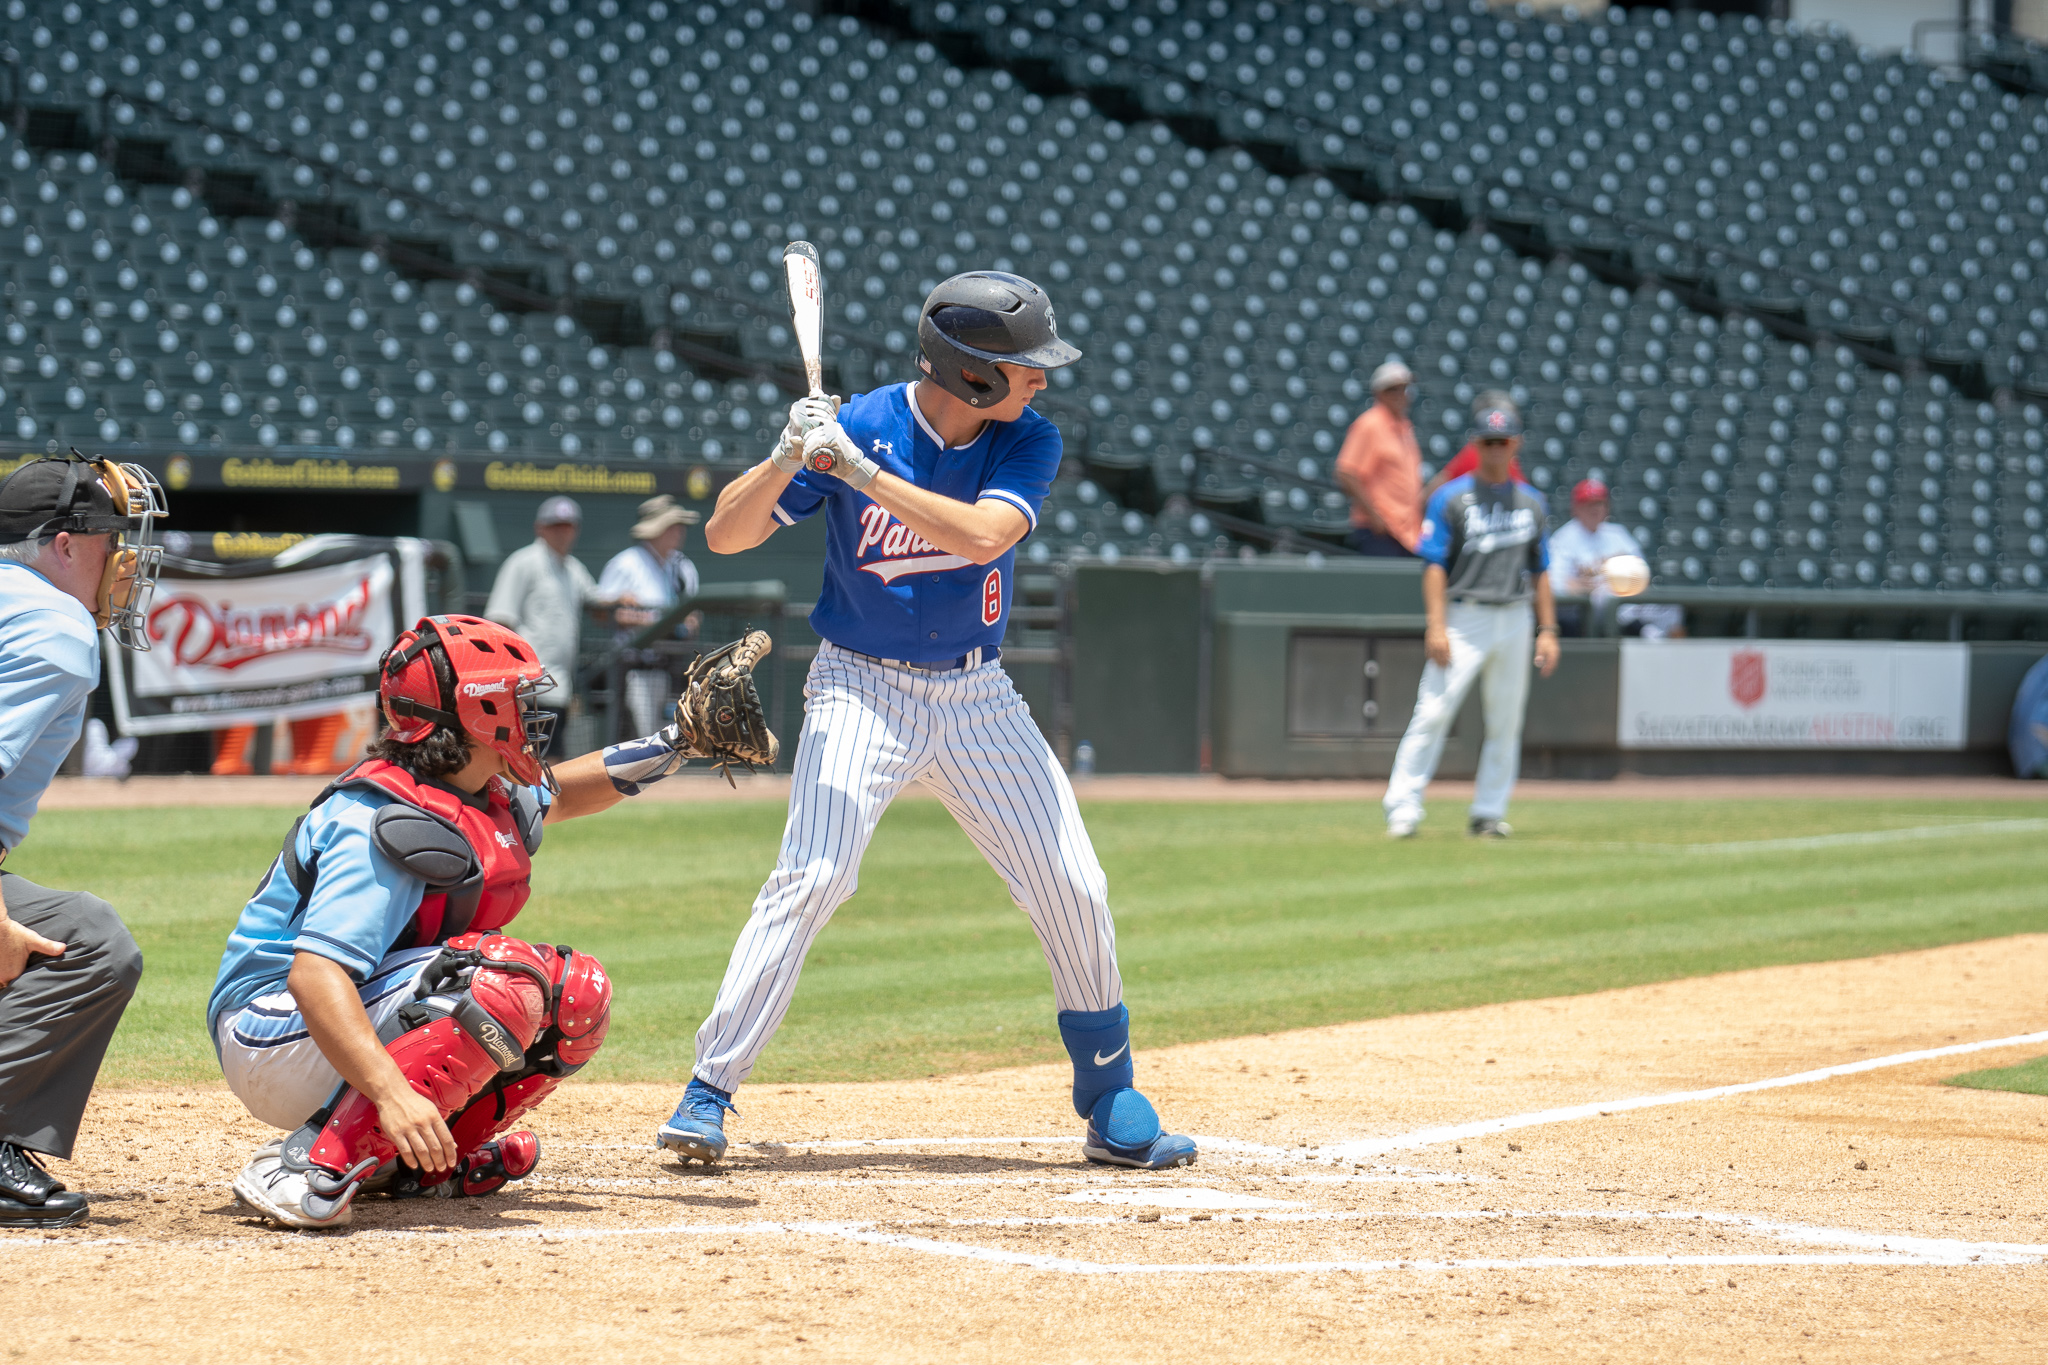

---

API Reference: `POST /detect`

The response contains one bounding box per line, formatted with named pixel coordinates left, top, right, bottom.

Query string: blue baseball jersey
left=205, top=780, right=549, bottom=1043
left=1416, top=474, right=1550, bottom=604
left=0, top=562, right=101, bottom=853
left=772, top=383, right=1060, bottom=660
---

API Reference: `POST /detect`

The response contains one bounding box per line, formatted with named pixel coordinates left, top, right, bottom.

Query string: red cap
left=1572, top=479, right=1609, bottom=504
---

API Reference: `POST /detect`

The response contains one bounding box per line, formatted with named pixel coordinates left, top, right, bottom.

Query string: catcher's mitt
left=674, top=630, right=780, bottom=786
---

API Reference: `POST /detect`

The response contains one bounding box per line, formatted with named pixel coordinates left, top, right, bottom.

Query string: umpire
left=0, top=454, right=166, bottom=1228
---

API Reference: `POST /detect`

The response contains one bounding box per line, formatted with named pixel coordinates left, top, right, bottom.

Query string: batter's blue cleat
left=1058, top=1004, right=1198, bottom=1170
left=1081, top=1087, right=1198, bottom=1170
left=657, top=1078, right=736, bottom=1165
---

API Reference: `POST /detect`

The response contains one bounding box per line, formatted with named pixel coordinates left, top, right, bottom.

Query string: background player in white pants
left=1384, top=403, right=1560, bottom=839
left=655, top=272, right=1195, bottom=1171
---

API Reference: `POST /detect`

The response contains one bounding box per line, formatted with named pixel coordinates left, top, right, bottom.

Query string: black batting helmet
left=916, top=271, right=1082, bottom=409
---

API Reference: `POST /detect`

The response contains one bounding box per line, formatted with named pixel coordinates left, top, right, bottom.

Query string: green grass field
left=8, top=797, right=2043, bottom=1087
left=1945, top=1054, right=2048, bottom=1098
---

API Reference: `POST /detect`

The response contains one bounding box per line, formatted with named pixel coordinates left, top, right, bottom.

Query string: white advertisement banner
left=110, top=537, right=428, bottom=735
left=129, top=555, right=395, bottom=697
left=1618, top=640, right=1969, bottom=750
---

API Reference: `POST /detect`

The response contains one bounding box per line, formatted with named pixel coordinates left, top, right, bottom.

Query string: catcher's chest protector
left=288, top=760, right=539, bottom=945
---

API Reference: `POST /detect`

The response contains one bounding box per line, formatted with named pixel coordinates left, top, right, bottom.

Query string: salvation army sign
left=110, top=536, right=428, bottom=735
left=1618, top=640, right=1969, bottom=750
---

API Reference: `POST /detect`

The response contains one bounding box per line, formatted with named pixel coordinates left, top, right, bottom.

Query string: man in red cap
left=1546, top=478, right=1645, bottom=635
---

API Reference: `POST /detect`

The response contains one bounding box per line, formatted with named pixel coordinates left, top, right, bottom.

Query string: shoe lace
left=0, top=1143, right=51, bottom=1182
left=684, top=1087, right=738, bottom=1121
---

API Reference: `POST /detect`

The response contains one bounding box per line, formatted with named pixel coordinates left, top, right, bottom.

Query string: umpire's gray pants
left=0, top=871, right=143, bottom=1159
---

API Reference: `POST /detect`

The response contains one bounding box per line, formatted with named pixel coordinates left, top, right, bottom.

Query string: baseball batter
left=656, top=272, right=1195, bottom=1171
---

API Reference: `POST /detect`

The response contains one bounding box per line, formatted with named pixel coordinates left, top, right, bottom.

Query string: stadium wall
left=1069, top=561, right=2048, bottom=778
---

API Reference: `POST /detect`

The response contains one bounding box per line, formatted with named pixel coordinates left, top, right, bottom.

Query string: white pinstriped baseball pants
left=692, top=641, right=1124, bottom=1092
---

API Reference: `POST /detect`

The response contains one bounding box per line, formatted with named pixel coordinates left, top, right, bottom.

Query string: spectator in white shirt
left=484, top=496, right=611, bottom=731
left=1545, top=479, right=1643, bottom=636
left=598, top=495, right=703, bottom=737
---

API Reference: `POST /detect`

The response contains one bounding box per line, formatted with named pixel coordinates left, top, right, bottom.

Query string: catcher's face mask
left=0, top=453, right=169, bottom=650
left=379, top=614, right=560, bottom=793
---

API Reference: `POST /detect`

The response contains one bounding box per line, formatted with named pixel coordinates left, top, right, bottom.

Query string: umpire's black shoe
left=0, top=1141, right=66, bottom=1202
left=1468, top=817, right=1513, bottom=840
left=0, top=1190, right=86, bottom=1229
left=0, top=1143, right=86, bottom=1228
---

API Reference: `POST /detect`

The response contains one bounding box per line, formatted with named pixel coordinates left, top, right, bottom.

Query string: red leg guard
left=287, top=937, right=552, bottom=1212
left=457, top=1131, right=539, bottom=1197
left=417, top=945, right=613, bottom=1199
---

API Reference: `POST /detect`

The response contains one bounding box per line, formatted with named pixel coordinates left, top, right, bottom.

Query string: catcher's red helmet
left=379, top=615, right=559, bottom=792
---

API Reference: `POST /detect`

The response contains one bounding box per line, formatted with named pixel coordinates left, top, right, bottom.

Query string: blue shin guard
left=1057, top=1005, right=1197, bottom=1170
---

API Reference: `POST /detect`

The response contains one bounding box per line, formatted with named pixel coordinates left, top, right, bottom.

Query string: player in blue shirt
left=0, top=453, right=165, bottom=1229
left=1384, top=403, right=1561, bottom=839
left=655, top=272, right=1196, bottom=1172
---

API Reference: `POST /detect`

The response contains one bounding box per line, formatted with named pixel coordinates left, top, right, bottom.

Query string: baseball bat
left=782, top=240, right=825, bottom=401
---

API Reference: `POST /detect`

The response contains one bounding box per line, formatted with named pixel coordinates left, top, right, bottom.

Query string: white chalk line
left=528, top=1169, right=1464, bottom=1192
left=16, top=1209, right=2042, bottom=1275
left=1564, top=817, right=2048, bottom=855
left=1324, top=1028, right=2048, bottom=1162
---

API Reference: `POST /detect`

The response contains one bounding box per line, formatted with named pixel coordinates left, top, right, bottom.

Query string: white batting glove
left=769, top=395, right=840, bottom=474
left=799, top=420, right=880, bottom=490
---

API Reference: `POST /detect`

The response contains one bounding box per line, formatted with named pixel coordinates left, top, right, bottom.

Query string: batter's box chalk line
left=352, top=1209, right=2048, bottom=1274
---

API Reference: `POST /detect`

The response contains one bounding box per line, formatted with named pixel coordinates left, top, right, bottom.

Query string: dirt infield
left=37, top=770, right=2048, bottom=809
left=12, top=936, right=2047, bottom=1362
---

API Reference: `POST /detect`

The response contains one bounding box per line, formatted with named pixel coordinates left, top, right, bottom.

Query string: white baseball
left=1603, top=554, right=1651, bottom=597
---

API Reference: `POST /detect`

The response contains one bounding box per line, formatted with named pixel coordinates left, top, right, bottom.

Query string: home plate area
left=17, top=944, right=2048, bottom=1362
left=483, top=1129, right=2044, bottom=1277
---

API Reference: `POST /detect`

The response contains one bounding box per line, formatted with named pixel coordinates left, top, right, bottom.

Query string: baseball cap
left=1572, top=478, right=1610, bottom=504
left=1471, top=404, right=1523, bottom=439
left=631, top=493, right=701, bottom=539
left=1369, top=360, right=1414, bottom=392
left=0, top=454, right=122, bottom=544
left=535, top=495, right=582, bottom=526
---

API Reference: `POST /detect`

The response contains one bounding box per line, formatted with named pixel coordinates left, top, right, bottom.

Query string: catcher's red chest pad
left=346, top=760, right=534, bottom=943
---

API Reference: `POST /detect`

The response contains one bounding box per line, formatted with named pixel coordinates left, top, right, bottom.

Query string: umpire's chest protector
left=286, top=760, right=541, bottom=947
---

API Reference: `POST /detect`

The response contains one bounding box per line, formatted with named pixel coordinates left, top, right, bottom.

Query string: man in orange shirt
left=1333, top=362, right=1423, bottom=557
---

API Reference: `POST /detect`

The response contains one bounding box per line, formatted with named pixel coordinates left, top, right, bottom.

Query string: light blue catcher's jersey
left=772, top=383, right=1060, bottom=661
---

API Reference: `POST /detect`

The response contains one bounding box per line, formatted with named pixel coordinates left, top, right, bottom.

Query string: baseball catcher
left=209, top=615, right=776, bottom=1229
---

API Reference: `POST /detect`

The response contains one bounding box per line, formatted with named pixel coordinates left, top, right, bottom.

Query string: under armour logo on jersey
left=853, top=503, right=972, bottom=582
left=871, top=439, right=894, bottom=457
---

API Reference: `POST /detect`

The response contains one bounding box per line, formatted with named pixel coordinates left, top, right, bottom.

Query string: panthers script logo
left=853, top=503, right=971, bottom=583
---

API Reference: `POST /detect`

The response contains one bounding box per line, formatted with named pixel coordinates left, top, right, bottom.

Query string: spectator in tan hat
left=599, top=494, right=703, bottom=736
left=1332, top=360, right=1423, bottom=557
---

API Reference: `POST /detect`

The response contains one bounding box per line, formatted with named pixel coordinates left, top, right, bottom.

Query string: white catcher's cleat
left=1387, top=817, right=1419, bottom=839
left=231, top=1139, right=355, bottom=1230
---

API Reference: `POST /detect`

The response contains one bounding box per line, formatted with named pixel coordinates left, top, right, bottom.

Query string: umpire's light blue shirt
left=772, top=382, right=1061, bottom=661
left=0, top=561, right=101, bottom=853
